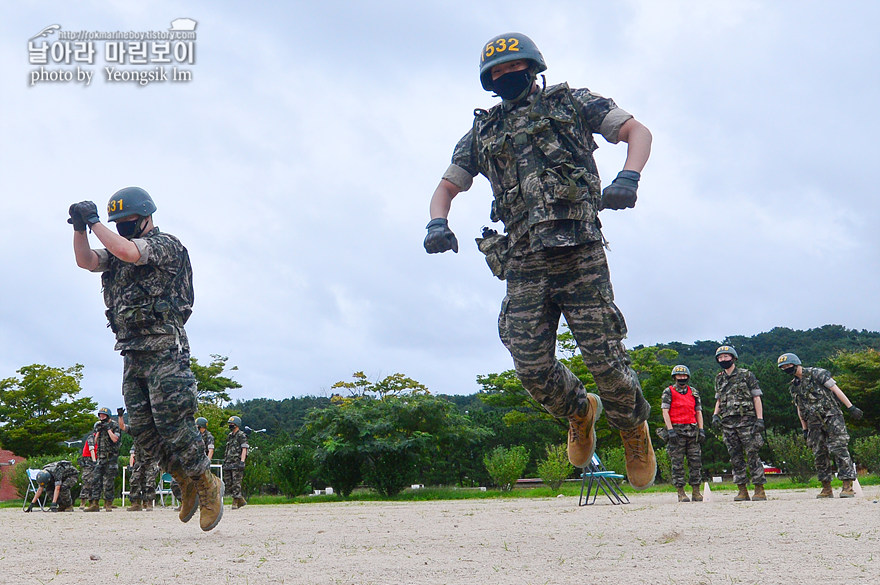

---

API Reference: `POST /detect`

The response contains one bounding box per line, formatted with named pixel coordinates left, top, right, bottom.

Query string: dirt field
left=3, top=486, right=879, bottom=585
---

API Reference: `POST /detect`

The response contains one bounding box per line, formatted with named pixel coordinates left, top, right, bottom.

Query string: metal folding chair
left=23, top=469, right=50, bottom=511
left=578, top=454, right=629, bottom=506
left=156, top=472, right=178, bottom=507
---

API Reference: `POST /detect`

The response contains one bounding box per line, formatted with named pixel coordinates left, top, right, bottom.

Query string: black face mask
left=228, top=425, right=236, bottom=431
left=781, top=366, right=797, bottom=377
left=116, top=217, right=145, bottom=239
left=718, top=359, right=734, bottom=370
left=492, top=69, right=533, bottom=101
left=676, top=379, right=689, bottom=388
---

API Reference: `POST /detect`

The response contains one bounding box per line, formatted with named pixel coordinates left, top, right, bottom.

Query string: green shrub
left=268, top=443, right=315, bottom=497
left=655, top=447, right=671, bottom=484
left=766, top=430, right=814, bottom=483
left=483, top=445, right=528, bottom=491
left=598, top=446, right=626, bottom=478
left=852, top=435, right=880, bottom=475
left=242, top=460, right=272, bottom=497
left=315, top=451, right=362, bottom=498
left=536, top=444, right=573, bottom=492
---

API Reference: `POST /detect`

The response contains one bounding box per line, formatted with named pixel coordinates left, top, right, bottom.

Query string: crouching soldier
left=25, top=460, right=80, bottom=512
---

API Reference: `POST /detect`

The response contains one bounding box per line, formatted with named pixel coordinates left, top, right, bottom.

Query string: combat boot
left=752, top=484, right=767, bottom=501
left=676, top=486, right=690, bottom=502
left=193, top=471, right=224, bottom=532
left=816, top=480, right=833, bottom=498
left=127, top=500, right=142, bottom=512
left=691, top=484, right=703, bottom=502
left=85, top=499, right=100, bottom=512
left=733, top=484, right=750, bottom=501
left=143, top=500, right=154, bottom=511
left=840, top=479, right=855, bottom=498
left=620, top=421, right=657, bottom=490
left=567, top=394, right=602, bottom=467
left=103, top=499, right=114, bottom=511
left=170, top=471, right=200, bottom=523
left=233, top=497, right=247, bottom=509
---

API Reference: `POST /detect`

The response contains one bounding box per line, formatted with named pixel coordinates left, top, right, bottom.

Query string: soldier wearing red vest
left=661, top=365, right=705, bottom=502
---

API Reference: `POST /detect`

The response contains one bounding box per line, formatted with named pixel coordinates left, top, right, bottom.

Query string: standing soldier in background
left=86, top=407, right=121, bottom=512
left=77, top=431, right=97, bottom=509
left=223, top=416, right=248, bottom=509
left=196, top=417, right=215, bottom=461
left=712, top=346, right=767, bottom=501
left=423, top=32, right=655, bottom=488
left=69, top=187, right=224, bottom=531
left=661, top=365, right=705, bottom=502
left=777, top=353, right=864, bottom=498
left=127, top=440, right=159, bottom=511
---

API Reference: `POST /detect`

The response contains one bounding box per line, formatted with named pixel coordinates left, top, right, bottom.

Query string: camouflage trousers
left=91, top=459, right=118, bottom=501
left=668, top=424, right=702, bottom=487
left=79, top=459, right=95, bottom=502
left=122, top=349, right=209, bottom=480
left=129, top=459, right=159, bottom=502
left=223, top=467, right=244, bottom=499
left=806, top=413, right=856, bottom=481
left=721, top=415, right=766, bottom=485
left=499, top=242, right=649, bottom=428
left=50, top=477, right=77, bottom=509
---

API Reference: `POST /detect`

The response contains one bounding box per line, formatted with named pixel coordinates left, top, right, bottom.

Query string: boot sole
left=201, top=479, right=225, bottom=532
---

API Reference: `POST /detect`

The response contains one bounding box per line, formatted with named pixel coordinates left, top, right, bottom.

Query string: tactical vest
left=668, top=385, right=697, bottom=425
left=472, top=83, right=603, bottom=248
left=101, top=230, right=194, bottom=343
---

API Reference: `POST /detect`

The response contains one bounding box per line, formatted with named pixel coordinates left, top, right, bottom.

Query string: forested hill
left=647, top=325, right=880, bottom=371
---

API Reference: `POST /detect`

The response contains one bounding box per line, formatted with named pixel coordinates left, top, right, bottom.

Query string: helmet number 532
left=484, top=37, right=520, bottom=59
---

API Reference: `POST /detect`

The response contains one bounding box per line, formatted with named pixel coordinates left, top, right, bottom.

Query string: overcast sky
left=2, top=1, right=878, bottom=412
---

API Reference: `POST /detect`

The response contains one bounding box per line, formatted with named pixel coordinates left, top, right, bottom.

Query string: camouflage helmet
left=479, top=32, right=547, bottom=91
left=715, top=345, right=738, bottom=360
left=671, top=364, right=691, bottom=378
left=227, top=416, right=242, bottom=428
left=36, top=470, right=51, bottom=486
left=97, top=407, right=112, bottom=418
left=777, top=353, right=801, bottom=368
left=107, top=187, right=157, bottom=222
left=195, top=417, right=208, bottom=429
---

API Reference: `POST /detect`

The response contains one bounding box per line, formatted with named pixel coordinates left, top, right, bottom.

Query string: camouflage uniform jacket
left=93, top=227, right=194, bottom=353
left=95, top=419, right=121, bottom=461
left=446, top=83, right=633, bottom=254
left=44, top=460, right=79, bottom=484
left=201, top=429, right=215, bottom=456
left=789, top=367, right=841, bottom=423
left=224, top=430, right=248, bottom=467
left=714, top=367, right=762, bottom=419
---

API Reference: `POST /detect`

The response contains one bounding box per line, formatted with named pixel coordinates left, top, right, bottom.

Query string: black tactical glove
left=848, top=405, right=864, bottom=420
left=423, top=218, right=459, bottom=254
left=712, top=414, right=722, bottom=428
left=666, top=427, right=678, bottom=444
left=50, top=502, right=58, bottom=512
left=754, top=418, right=765, bottom=433
left=238, top=461, right=246, bottom=470
left=71, top=201, right=100, bottom=226
left=24, top=502, right=34, bottom=513
left=68, top=204, right=87, bottom=232
left=117, top=407, right=125, bottom=417
left=699, top=429, right=707, bottom=444
left=600, top=170, right=640, bottom=210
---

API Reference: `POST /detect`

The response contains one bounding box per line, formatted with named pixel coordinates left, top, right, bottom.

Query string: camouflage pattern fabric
left=95, top=419, right=121, bottom=461
left=451, top=84, right=626, bottom=253
left=498, top=242, right=649, bottom=428
left=128, top=439, right=159, bottom=502
left=789, top=367, right=843, bottom=421
left=714, top=367, right=762, bottom=419
left=201, top=429, right=215, bottom=456
left=43, top=462, right=79, bottom=509
left=667, top=424, right=702, bottom=486
left=79, top=434, right=96, bottom=499
left=805, top=414, right=855, bottom=481
left=720, top=415, right=766, bottom=485
left=223, top=429, right=249, bottom=499
left=122, top=348, right=209, bottom=479
left=91, top=459, right=118, bottom=501
left=99, top=228, right=193, bottom=353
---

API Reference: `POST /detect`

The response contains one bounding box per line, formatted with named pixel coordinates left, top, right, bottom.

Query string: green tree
left=0, top=364, right=96, bottom=458
left=828, top=348, right=880, bottom=433
left=536, top=443, right=573, bottom=492
left=268, top=443, right=314, bottom=497
left=190, top=354, right=242, bottom=405
left=483, top=445, right=529, bottom=491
